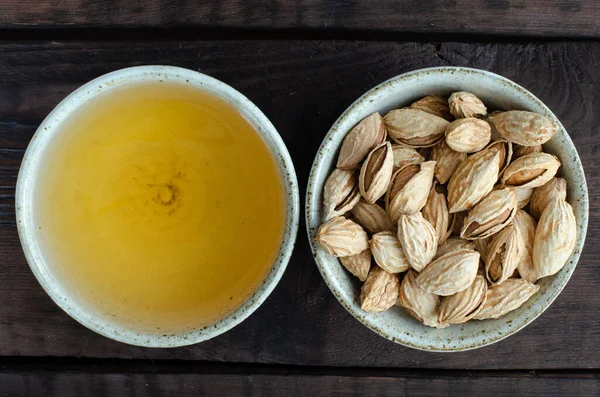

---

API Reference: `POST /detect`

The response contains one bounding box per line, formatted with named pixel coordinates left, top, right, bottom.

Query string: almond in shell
left=486, top=139, right=513, bottom=176
left=448, top=91, right=487, bottom=119
left=337, top=113, right=386, bottom=169
left=384, top=108, right=449, bottom=148
left=386, top=161, right=435, bottom=221
left=501, top=152, right=561, bottom=189
left=410, top=95, right=453, bottom=121
left=397, top=212, right=438, bottom=272
left=397, top=270, right=442, bottom=328
left=513, top=187, right=534, bottom=209
left=431, top=139, right=467, bottom=184
left=513, top=144, right=542, bottom=159
left=339, top=249, right=372, bottom=282
left=415, top=249, right=480, bottom=296
left=323, top=168, right=360, bottom=220
left=359, top=141, right=395, bottom=203
left=447, top=148, right=500, bottom=213
left=461, top=188, right=517, bottom=240
left=370, top=231, right=411, bottom=274
left=360, top=266, right=400, bottom=313
left=485, top=224, right=523, bottom=285
left=445, top=117, right=492, bottom=153
left=351, top=199, right=394, bottom=234
left=473, top=278, right=539, bottom=320
left=391, top=144, right=425, bottom=170
left=489, top=110, right=559, bottom=146
left=316, top=216, right=369, bottom=257
left=438, top=274, right=487, bottom=326
left=513, top=209, right=539, bottom=283
left=530, top=177, right=567, bottom=220
left=422, top=183, right=453, bottom=246
left=434, top=237, right=475, bottom=260
left=532, top=197, right=577, bottom=279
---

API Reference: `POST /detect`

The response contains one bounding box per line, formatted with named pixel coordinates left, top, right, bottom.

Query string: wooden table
left=1, top=2, right=599, bottom=395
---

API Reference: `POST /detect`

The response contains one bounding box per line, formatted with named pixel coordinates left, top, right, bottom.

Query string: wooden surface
left=1, top=2, right=600, bottom=393
left=1, top=368, right=599, bottom=396
left=1, top=0, right=600, bottom=37
left=0, top=41, right=599, bottom=375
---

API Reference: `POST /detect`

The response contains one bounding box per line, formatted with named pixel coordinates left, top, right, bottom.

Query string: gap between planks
left=0, top=357, right=598, bottom=378
left=0, top=27, right=599, bottom=43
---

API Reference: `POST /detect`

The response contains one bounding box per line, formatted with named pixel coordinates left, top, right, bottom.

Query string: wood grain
left=1, top=0, right=600, bottom=37
left=1, top=369, right=599, bottom=396
left=0, top=40, right=598, bottom=369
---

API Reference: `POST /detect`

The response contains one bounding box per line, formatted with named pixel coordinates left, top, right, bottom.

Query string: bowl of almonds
left=306, top=67, right=588, bottom=351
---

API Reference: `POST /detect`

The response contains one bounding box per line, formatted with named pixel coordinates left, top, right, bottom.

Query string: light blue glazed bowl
left=16, top=66, right=300, bottom=347
left=306, top=67, right=588, bottom=352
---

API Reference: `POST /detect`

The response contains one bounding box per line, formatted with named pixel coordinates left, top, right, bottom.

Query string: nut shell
left=351, top=199, right=394, bottom=234
left=397, top=212, right=438, bottom=272
left=431, top=139, right=467, bottom=184
left=398, top=270, right=442, bottom=328
left=532, top=197, right=576, bottom=279
left=337, top=113, right=386, bottom=169
left=360, top=266, right=400, bottom=313
left=461, top=188, right=517, bottom=240
left=489, top=110, right=559, bottom=146
left=445, top=118, right=492, bottom=153
left=370, top=231, right=411, bottom=274
left=447, top=148, right=500, bottom=213
left=438, top=274, right=487, bottom=326
left=323, top=168, right=360, bottom=220
left=502, top=152, right=561, bottom=189
left=316, top=216, right=369, bottom=257
left=415, top=249, right=480, bottom=296
left=474, top=278, right=539, bottom=320
left=384, top=108, right=449, bottom=148
left=339, top=249, right=372, bottom=282
left=448, top=91, right=487, bottom=119
left=530, top=177, right=567, bottom=220
left=410, top=95, right=453, bottom=121
left=359, top=141, right=395, bottom=203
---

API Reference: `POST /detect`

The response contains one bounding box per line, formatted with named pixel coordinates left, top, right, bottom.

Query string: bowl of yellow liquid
left=16, top=66, right=299, bottom=347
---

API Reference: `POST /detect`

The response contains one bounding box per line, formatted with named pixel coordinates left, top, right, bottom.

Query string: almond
left=448, top=91, right=487, bottom=118
left=359, top=142, right=395, bottom=203
left=415, top=249, right=480, bottom=296
left=397, top=212, right=438, bottom=272
left=360, top=266, right=400, bottom=313
left=384, top=108, right=449, bottom=148
left=337, top=113, right=386, bottom=169
left=489, top=110, right=559, bottom=146
left=474, top=278, right=539, bottom=320
left=339, top=249, right=372, bottom=281
left=315, top=216, right=369, bottom=257
left=502, top=152, right=561, bottom=189
left=445, top=118, right=492, bottom=153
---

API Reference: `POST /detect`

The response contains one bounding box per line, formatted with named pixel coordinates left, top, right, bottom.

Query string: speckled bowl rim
left=306, top=66, right=588, bottom=352
left=16, top=65, right=300, bottom=347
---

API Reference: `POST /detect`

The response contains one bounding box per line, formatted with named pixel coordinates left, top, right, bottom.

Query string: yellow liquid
left=34, top=82, right=286, bottom=333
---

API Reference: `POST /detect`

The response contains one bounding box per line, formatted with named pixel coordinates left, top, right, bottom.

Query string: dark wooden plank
left=1, top=0, right=600, bottom=38
left=1, top=369, right=599, bottom=397
left=0, top=40, right=599, bottom=369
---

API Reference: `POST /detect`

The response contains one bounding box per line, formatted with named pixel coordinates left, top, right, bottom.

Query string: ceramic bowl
left=306, top=66, right=588, bottom=352
left=16, top=65, right=300, bottom=347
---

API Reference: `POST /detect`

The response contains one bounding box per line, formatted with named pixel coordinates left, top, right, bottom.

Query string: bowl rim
left=305, top=66, right=589, bottom=352
left=16, top=65, right=300, bottom=347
